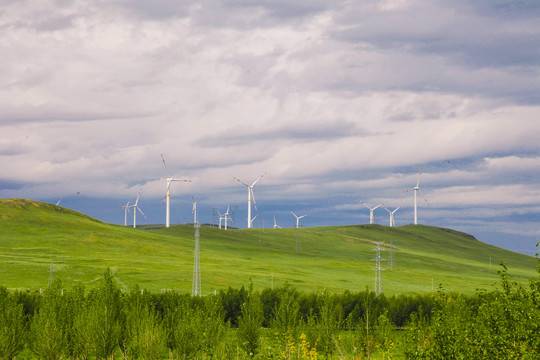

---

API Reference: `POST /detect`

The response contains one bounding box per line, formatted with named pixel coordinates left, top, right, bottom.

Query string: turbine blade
left=251, top=188, right=258, bottom=212
left=138, top=207, right=148, bottom=220
left=251, top=172, right=267, bottom=187
left=234, top=177, right=250, bottom=187
left=161, top=153, right=170, bottom=178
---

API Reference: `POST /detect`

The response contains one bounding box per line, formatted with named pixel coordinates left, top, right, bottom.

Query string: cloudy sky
left=1, top=0, right=539, bottom=255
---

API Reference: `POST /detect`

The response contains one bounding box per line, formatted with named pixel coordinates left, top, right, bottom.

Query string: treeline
left=1, top=262, right=539, bottom=359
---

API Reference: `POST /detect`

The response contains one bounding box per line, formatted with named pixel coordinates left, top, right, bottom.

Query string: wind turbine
left=130, top=192, right=147, bottom=228
left=404, top=170, right=422, bottom=225
left=192, top=200, right=197, bottom=228
left=383, top=205, right=401, bottom=227
left=273, top=214, right=281, bottom=229
left=121, top=199, right=131, bottom=226
left=361, top=201, right=383, bottom=225
left=217, top=209, right=223, bottom=229
left=218, top=204, right=232, bottom=230
left=234, top=173, right=266, bottom=229
left=161, top=153, right=191, bottom=228
left=291, top=211, right=307, bottom=228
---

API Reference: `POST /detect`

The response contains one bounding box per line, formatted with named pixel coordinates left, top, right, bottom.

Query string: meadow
left=0, top=198, right=537, bottom=294
left=1, top=198, right=540, bottom=359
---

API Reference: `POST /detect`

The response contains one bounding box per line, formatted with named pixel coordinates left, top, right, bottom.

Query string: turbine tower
left=361, top=201, right=383, bottom=224
left=405, top=170, right=422, bottom=225
left=130, top=192, right=147, bottom=228
left=291, top=211, right=307, bottom=228
left=161, top=153, right=191, bottom=228
left=192, top=200, right=197, bottom=228
left=383, top=205, right=402, bottom=227
left=121, top=199, right=131, bottom=226
left=234, top=173, right=266, bottom=229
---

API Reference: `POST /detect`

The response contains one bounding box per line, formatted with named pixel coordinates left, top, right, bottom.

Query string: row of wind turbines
left=122, top=154, right=425, bottom=229
left=362, top=170, right=424, bottom=226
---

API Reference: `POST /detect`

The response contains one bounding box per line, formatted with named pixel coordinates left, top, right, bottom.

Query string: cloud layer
left=1, top=0, right=539, bottom=254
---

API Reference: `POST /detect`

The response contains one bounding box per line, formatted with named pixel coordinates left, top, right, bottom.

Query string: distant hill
left=0, top=198, right=537, bottom=294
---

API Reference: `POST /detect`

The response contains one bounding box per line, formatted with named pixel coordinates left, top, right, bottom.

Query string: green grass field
left=0, top=198, right=537, bottom=295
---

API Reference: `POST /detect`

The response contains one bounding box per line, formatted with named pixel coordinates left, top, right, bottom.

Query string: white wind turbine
left=192, top=200, right=197, bottom=228
left=121, top=199, right=131, bottom=226
left=291, top=211, right=307, bottom=228
left=383, top=205, right=402, bottom=227
left=130, top=192, right=147, bottom=228
left=234, top=173, right=266, bottom=229
left=404, top=170, right=423, bottom=225
left=218, top=204, right=232, bottom=230
left=161, top=153, right=191, bottom=228
left=273, top=214, right=281, bottom=229
left=361, top=201, right=383, bottom=225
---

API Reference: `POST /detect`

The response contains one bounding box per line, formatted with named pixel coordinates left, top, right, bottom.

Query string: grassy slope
left=0, top=198, right=537, bottom=295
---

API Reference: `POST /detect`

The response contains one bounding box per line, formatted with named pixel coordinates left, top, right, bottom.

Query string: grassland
left=0, top=198, right=537, bottom=295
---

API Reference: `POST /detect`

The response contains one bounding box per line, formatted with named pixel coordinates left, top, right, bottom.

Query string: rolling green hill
left=0, top=198, right=537, bottom=295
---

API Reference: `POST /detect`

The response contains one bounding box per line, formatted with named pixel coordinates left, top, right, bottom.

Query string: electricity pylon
left=192, top=223, right=201, bottom=296
left=372, top=242, right=386, bottom=294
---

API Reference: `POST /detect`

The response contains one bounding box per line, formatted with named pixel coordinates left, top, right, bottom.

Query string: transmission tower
left=192, top=223, right=201, bottom=296
left=371, top=242, right=386, bottom=294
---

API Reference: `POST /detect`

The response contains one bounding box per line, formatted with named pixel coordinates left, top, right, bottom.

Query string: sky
left=1, top=0, right=539, bottom=256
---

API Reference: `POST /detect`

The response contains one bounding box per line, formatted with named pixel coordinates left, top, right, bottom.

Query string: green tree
left=29, top=280, right=70, bottom=360
left=0, top=286, right=26, bottom=359
left=72, top=269, right=123, bottom=359
left=237, top=283, right=264, bottom=357
left=120, top=286, right=167, bottom=360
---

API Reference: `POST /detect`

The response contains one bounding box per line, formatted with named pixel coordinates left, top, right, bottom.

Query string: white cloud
left=0, top=0, right=539, bottom=253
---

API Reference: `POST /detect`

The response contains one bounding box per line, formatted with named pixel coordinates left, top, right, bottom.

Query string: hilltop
left=0, top=198, right=537, bottom=294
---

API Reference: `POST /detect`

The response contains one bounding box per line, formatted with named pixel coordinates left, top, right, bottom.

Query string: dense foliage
left=0, top=260, right=539, bottom=359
